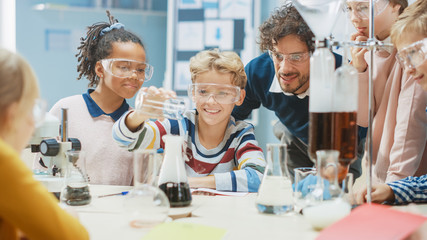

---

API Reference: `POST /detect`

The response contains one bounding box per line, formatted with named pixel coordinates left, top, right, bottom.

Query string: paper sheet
left=142, top=222, right=227, bottom=240
left=316, top=203, right=427, bottom=240
left=191, top=188, right=248, bottom=197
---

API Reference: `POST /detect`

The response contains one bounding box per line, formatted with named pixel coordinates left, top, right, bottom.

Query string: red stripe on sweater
left=186, top=147, right=235, bottom=174
left=154, top=120, right=166, bottom=149
left=236, top=143, right=263, bottom=160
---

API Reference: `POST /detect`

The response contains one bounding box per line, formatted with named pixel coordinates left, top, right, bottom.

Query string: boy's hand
left=354, top=183, right=395, bottom=204
left=350, top=32, right=369, bottom=73
left=127, top=86, right=177, bottom=132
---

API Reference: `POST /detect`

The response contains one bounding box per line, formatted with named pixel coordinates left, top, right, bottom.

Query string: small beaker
left=135, top=89, right=186, bottom=120
left=317, top=150, right=342, bottom=199
left=123, top=149, right=169, bottom=228
left=60, top=150, right=91, bottom=206
left=256, top=144, right=293, bottom=214
left=293, top=167, right=317, bottom=211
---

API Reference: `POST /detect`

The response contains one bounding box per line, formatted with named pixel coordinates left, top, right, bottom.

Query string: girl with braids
left=43, top=11, right=152, bottom=185
left=0, top=48, right=88, bottom=240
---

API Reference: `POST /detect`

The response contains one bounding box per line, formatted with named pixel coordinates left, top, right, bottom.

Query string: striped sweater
left=387, top=175, right=427, bottom=205
left=113, top=110, right=266, bottom=192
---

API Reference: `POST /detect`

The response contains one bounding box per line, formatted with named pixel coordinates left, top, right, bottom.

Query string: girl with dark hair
left=38, top=11, right=152, bottom=185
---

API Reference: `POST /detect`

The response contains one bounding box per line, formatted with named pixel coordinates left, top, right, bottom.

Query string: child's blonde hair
left=391, top=0, right=427, bottom=46
left=189, top=49, right=247, bottom=89
left=0, top=49, right=39, bottom=124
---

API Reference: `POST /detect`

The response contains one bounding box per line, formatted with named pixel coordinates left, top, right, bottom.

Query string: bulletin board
left=165, top=0, right=260, bottom=94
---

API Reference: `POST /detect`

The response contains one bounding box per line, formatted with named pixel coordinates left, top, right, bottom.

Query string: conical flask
left=123, top=149, right=170, bottom=228
left=158, top=135, right=192, bottom=207
left=256, top=144, right=293, bottom=214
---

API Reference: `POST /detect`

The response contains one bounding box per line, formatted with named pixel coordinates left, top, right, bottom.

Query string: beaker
left=158, top=135, right=192, bottom=207
left=256, top=144, right=294, bottom=214
left=135, top=88, right=186, bottom=120
left=302, top=150, right=351, bottom=230
left=123, top=149, right=170, bottom=228
left=60, top=150, right=91, bottom=206
left=293, top=167, right=317, bottom=211
left=316, top=150, right=342, bottom=199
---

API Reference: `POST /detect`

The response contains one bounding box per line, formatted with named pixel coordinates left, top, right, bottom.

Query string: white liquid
left=158, top=135, right=188, bottom=184
left=303, top=199, right=351, bottom=230
left=256, top=176, right=293, bottom=206
left=309, top=48, right=335, bottom=113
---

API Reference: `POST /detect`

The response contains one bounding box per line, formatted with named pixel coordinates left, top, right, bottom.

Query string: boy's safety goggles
left=100, top=58, right=154, bottom=81
left=397, top=38, right=427, bottom=70
left=344, top=0, right=389, bottom=19
left=187, top=83, right=241, bottom=104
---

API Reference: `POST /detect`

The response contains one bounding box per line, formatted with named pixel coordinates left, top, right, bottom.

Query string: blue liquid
left=256, top=203, right=293, bottom=214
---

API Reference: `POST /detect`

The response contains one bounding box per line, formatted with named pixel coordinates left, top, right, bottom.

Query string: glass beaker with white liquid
left=256, top=144, right=294, bottom=214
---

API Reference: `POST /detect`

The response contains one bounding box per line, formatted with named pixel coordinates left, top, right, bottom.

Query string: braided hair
left=76, top=10, right=144, bottom=87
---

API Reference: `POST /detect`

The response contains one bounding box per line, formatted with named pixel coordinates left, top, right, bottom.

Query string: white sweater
left=48, top=91, right=134, bottom=185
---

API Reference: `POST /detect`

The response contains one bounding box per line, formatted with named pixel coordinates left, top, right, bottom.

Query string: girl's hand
left=350, top=32, right=369, bottom=73
left=354, top=183, right=395, bottom=204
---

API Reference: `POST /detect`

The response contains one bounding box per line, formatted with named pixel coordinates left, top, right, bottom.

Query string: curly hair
left=76, top=10, right=145, bottom=87
left=258, top=2, right=314, bottom=53
left=189, top=49, right=247, bottom=89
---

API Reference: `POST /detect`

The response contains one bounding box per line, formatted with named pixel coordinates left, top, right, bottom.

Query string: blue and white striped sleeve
left=112, top=111, right=171, bottom=151
left=215, top=125, right=265, bottom=192
left=112, top=111, right=145, bottom=150
left=387, top=175, right=427, bottom=205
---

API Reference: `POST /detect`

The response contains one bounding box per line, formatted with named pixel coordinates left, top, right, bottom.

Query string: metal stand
left=366, top=0, right=375, bottom=204
left=330, top=0, right=385, bottom=203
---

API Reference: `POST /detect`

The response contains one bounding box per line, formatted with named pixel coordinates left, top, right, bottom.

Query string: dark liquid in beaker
left=62, top=185, right=91, bottom=206
left=159, top=182, right=192, bottom=207
left=309, top=111, right=357, bottom=182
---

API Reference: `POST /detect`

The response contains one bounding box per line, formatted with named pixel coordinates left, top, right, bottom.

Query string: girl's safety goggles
left=100, top=58, right=154, bottom=81
left=187, top=83, right=241, bottom=104
left=344, top=0, right=389, bottom=19
left=397, top=38, right=427, bottom=70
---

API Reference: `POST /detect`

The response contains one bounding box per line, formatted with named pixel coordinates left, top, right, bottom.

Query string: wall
left=15, top=0, right=283, bottom=153
left=16, top=0, right=167, bottom=109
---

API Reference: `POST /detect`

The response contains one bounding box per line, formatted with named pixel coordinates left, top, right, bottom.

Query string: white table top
left=73, top=185, right=320, bottom=240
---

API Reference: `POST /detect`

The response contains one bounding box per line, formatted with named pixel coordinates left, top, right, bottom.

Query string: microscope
left=30, top=108, right=81, bottom=197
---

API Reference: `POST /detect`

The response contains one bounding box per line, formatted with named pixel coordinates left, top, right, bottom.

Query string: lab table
left=73, top=185, right=319, bottom=240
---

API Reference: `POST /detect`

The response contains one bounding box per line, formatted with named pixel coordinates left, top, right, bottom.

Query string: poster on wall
left=167, top=0, right=259, bottom=92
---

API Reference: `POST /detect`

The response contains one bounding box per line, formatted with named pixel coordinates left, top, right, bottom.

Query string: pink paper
left=316, top=203, right=427, bottom=240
